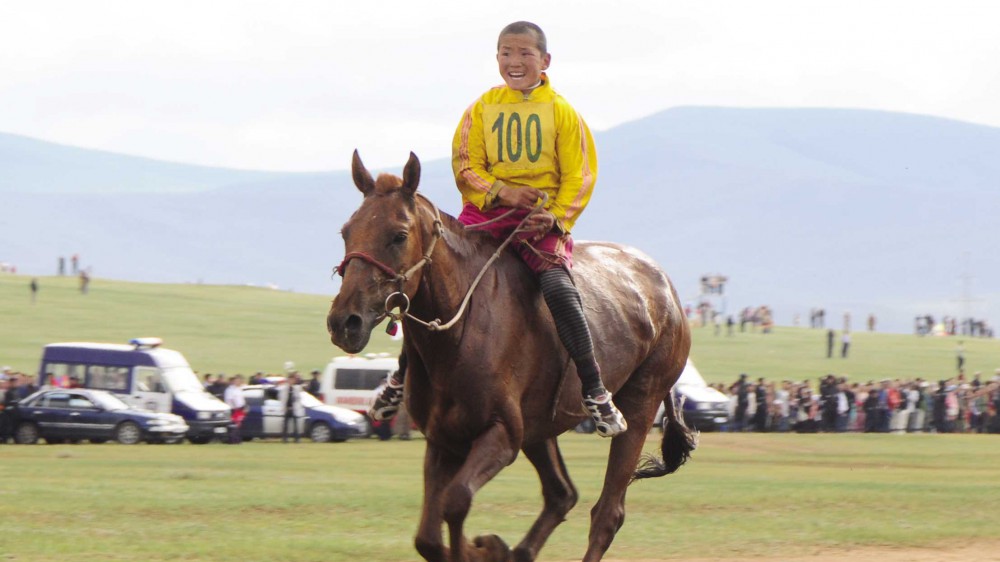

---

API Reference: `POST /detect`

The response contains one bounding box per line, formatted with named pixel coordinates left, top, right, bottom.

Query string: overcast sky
left=1, top=0, right=998, bottom=172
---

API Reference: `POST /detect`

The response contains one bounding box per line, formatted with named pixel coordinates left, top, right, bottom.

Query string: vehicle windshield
left=677, top=365, right=708, bottom=387
left=299, top=391, right=322, bottom=408
left=162, top=367, right=206, bottom=393
left=91, top=391, right=131, bottom=411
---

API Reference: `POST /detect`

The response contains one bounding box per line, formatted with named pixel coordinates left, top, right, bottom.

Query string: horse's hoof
left=472, top=534, right=512, bottom=561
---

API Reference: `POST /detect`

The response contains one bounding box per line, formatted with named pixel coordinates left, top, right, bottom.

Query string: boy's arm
left=452, top=100, right=503, bottom=209
left=551, top=102, right=598, bottom=233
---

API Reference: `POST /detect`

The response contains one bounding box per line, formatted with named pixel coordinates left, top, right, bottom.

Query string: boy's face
left=496, top=32, right=550, bottom=93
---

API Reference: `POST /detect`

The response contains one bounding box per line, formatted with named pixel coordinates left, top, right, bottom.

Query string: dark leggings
left=539, top=268, right=604, bottom=396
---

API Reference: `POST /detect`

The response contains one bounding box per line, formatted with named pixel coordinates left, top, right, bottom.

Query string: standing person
left=373, top=21, right=624, bottom=437
left=79, top=270, right=90, bottom=294
left=819, top=374, right=838, bottom=431
left=826, top=329, right=835, bottom=358
left=841, top=331, right=851, bottom=358
left=208, top=375, right=228, bottom=401
left=730, top=374, right=750, bottom=432
left=29, top=278, right=38, bottom=304
left=956, top=341, right=965, bottom=373
left=774, top=381, right=791, bottom=432
left=224, top=375, right=247, bottom=444
left=0, top=378, right=12, bottom=443
left=305, top=370, right=322, bottom=400
left=752, top=378, right=769, bottom=432
left=278, top=373, right=304, bottom=443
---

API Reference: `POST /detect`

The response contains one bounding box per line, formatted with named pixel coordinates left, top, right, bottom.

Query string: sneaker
left=369, top=378, right=404, bottom=421
left=584, top=391, right=628, bottom=438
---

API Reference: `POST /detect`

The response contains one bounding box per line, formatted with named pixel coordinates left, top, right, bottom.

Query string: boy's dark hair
left=498, top=21, right=547, bottom=55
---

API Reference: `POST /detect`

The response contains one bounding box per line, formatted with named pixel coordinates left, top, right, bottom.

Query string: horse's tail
left=632, top=393, right=698, bottom=482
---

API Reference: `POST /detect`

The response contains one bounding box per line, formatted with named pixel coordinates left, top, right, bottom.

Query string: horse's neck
left=414, top=218, right=493, bottom=313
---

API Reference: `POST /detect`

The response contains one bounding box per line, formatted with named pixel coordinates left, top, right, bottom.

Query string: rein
left=336, top=193, right=548, bottom=332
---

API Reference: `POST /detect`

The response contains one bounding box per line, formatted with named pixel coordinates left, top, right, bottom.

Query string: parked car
left=238, top=385, right=367, bottom=443
left=654, top=360, right=730, bottom=432
left=38, top=338, right=231, bottom=443
left=10, top=388, right=189, bottom=445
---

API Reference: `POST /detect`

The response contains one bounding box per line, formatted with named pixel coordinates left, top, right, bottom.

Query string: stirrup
left=584, top=391, right=628, bottom=438
left=369, top=379, right=404, bottom=421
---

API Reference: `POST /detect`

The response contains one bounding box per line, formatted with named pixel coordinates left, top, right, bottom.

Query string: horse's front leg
left=443, top=422, right=519, bottom=562
left=415, top=443, right=462, bottom=562
left=512, top=439, right=578, bottom=562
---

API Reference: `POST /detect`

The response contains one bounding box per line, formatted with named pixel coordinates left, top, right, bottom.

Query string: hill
left=2, top=107, right=1000, bottom=333
left=3, top=274, right=997, bottom=382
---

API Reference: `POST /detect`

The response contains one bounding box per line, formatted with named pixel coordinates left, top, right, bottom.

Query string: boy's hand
left=497, top=184, right=545, bottom=209
left=524, top=209, right=556, bottom=239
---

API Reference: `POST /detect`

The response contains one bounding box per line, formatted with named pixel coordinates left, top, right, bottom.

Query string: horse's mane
left=369, top=175, right=524, bottom=274
left=414, top=191, right=509, bottom=266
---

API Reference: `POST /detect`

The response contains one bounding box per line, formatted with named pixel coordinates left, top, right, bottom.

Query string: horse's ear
left=351, top=150, right=376, bottom=196
left=401, top=152, right=421, bottom=197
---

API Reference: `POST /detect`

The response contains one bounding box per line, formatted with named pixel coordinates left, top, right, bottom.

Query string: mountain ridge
left=3, top=106, right=998, bottom=334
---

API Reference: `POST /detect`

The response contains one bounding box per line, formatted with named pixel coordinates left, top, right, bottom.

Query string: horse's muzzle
left=327, top=310, right=375, bottom=354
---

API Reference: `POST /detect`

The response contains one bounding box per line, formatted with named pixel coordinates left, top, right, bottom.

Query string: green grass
left=686, top=323, right=1000, bottom=386
left=4, top=273, right=999, bottom=385
left=3, top=274, right=1000, bottom=560
left=1, top=433, right=998, bottom=561
left=0, top=274, right=401, bottom=375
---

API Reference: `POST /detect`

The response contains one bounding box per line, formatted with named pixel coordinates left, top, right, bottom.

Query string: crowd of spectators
left=915, top=315, right=993, bottom=338
left=719, top=370, right=1000, bottom=434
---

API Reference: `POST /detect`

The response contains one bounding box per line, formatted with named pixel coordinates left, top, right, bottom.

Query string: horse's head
left=327, top=151, right=430, bottom=353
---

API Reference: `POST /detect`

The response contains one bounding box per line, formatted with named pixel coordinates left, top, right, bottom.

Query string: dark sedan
left=10, top=388, right=189, bottom=445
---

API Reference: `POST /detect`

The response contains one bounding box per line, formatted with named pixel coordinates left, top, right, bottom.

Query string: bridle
left=335, top=192, right=547, bottom=332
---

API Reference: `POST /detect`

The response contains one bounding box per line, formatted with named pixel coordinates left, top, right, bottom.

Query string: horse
left=327, top=151, right=695, bottom=562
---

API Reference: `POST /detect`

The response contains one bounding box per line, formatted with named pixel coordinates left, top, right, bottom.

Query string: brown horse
left=327, top=152, right=695, bottom=562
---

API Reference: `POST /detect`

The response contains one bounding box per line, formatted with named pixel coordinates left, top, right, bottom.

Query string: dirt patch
left=596, top=540, right=1000, bottom=561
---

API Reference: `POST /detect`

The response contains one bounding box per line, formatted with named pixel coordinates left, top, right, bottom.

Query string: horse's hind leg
left=582, top=427, right=648, bottom=562
left=512, top=438, right=579, bottom=562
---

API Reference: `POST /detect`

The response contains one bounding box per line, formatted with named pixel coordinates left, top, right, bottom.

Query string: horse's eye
left=392, top=232, right=408, bottom=245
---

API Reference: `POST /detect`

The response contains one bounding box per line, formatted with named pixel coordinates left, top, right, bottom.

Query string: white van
left=318, top=353, right=399, bottom=416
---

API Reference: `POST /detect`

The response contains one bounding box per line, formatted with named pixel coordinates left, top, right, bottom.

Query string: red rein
left=336, top=252, right=400, bottom=279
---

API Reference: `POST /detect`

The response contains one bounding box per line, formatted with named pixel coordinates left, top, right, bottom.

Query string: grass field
left=0, top=274, right=401, bottom=376
left=3, top=274, right=1000, bottom=385
left=3, top=274, right=1000, bottom=561
left=1, top=432, right=999, bottom=561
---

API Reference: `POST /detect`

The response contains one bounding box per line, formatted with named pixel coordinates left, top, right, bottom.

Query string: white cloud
left=1, top=0, right=998, bottom=171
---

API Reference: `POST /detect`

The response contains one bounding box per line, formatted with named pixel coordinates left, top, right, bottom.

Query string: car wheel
left=14, top=422, right=39, bottom=444
left=114, top=421, right=142, bottom=445
left=310, top=422, right=332, bottom=443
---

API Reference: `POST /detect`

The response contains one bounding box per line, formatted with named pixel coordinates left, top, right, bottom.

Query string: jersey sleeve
left=551, top=100, right=598, bottom=233
left=452, top=99, right=501, bottom=210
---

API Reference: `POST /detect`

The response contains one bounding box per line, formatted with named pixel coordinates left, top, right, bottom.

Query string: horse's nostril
left=345, top=314, right=362, bottom=332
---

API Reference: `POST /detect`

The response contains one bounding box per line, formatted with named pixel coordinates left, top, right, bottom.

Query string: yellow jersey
left=452, top=74, right=598, bottom=233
